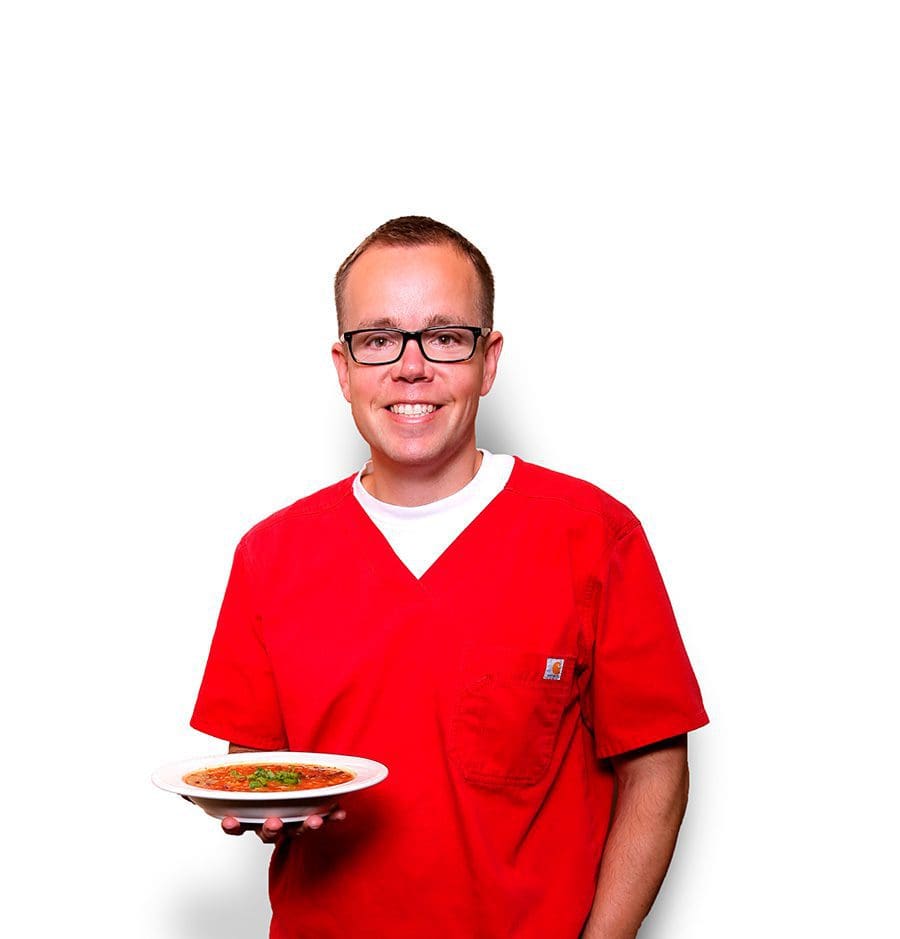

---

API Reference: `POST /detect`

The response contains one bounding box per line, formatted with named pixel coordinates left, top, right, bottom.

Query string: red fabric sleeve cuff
left=189, top=713, right=289, bottom=751
left=595, top=708, right=709, bottom=759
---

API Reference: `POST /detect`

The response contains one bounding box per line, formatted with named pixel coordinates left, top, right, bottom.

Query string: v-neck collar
left=347, top=456, right=521, bottom=586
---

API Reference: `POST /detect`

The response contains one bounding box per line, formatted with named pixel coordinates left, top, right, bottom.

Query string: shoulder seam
left=239, top=480, right=355, bottom=543
left=502, top=483, right=639, bottom=539
left=614, top=517, right=643, bottom=542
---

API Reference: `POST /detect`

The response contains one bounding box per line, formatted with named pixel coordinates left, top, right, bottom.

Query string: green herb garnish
left=246, top=766, right=304, bottom=789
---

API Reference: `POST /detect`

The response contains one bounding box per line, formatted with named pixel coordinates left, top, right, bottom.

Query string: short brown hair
left=334, top=216, right=494, bottom=333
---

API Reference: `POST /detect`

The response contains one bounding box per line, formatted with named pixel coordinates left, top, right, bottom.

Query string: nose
left=391, top=335, right=432, bottom=382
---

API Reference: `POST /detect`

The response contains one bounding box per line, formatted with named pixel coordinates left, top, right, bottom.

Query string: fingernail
left=307, top=816, right=322, bottom=829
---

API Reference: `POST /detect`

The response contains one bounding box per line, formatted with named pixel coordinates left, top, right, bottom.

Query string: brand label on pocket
left=543, top=658, right=564, bottom=681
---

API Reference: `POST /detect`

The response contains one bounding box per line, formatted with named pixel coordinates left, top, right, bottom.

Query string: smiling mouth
left=387, top=403, right=440, bottom=416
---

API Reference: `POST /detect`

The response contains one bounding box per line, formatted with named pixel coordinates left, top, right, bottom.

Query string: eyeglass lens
left=350, top=327, right=478, bottom=364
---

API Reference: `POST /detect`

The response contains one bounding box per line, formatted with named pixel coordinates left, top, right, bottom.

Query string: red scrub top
left=191, top=458, right=708, bottom=939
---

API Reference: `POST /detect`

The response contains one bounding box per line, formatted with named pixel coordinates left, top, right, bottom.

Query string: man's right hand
left=221, top=808, right=347, bottom=844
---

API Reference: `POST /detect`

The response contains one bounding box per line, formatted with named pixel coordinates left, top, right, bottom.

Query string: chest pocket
left=449, top=646, right=576, bottom=787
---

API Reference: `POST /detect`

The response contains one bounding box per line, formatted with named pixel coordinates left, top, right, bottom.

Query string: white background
left=2, top=2, right=897, bottom=936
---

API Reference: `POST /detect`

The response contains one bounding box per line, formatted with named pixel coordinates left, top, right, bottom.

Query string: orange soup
left=183, top=762, right=354, bottom=792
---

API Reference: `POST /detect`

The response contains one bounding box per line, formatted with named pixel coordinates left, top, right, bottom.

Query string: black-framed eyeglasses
left=342, top=325, right=491, bottom=365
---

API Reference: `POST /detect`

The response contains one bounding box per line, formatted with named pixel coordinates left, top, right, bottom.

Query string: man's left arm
left=582, top=735, right=690, bottom=939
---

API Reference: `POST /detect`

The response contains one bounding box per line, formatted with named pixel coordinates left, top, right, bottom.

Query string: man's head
left=334, top=216, right=494, bottom=335
left=331, top=218, right=502, bottom=486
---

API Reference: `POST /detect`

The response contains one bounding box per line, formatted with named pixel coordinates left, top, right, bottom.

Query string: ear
left=479, top=331, right=503, bottom=397
left=332, top=341, right=353, bottom=404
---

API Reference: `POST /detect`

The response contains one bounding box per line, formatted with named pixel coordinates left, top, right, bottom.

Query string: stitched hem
left=189, top=715, right=289, bottom=751
left=595, top=709, right=710, bottom=759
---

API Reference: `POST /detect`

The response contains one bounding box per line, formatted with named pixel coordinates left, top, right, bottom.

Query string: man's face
left=332, top=243, right=503, bottom=473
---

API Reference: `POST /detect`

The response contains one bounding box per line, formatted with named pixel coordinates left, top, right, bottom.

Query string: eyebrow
left=356, top=316, right=401, bottom=329
left=355, top=314, right=467, bottom=330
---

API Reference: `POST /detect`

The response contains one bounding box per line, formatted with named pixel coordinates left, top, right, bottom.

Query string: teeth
left=390, top=403, right=437, bottom=415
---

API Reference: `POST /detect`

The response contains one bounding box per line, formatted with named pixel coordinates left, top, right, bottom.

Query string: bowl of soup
left=152, top=751, right=389, bottom=823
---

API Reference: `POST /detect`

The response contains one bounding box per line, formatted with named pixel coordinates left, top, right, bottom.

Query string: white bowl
left=152, top=750, right=389, bottom=823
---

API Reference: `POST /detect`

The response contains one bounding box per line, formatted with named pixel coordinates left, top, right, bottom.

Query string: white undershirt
left=352, top=450, right=515, bottom=578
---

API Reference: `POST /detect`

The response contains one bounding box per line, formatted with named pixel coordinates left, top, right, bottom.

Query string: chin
left=384, top=444, right=446, bottom=467
left=372, top=435, right=454, bottom=468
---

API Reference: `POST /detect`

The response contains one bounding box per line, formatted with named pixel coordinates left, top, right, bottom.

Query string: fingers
left=259, top=806, right=347, bottom=843
left=258, top=817, right=285, bottom=844
left=220, top=816, right=287, bottom=842
left=221, top=816, right=245, bottom=836
left=303, top=804, right=347, bottom=830
left=222, top=806, right=347, bottom=843
left=221, top=816, right=287, bottom=842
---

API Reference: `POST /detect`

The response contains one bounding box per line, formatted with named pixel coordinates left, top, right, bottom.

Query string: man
left=191, top=216, right=708, bottom=938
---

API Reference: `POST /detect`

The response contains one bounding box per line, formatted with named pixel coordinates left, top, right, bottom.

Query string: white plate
left=152, top=751, right=389, bottom=824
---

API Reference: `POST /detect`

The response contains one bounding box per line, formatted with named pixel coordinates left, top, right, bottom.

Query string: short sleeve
left=592, top=523, right=708, bottom=758
left=190, top=541, right=288, bottom=749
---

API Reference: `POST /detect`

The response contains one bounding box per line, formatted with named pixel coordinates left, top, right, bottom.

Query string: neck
left=362, top=446, right=483, bottom=507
